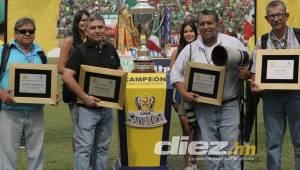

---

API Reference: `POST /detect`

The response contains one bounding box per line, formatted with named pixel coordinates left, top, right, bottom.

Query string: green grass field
left=15, top=61, right=295, bottom=169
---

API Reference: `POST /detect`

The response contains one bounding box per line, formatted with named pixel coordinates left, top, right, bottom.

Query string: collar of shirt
left=197, top=33, right=223, bottom=51
left=270, top=27, right=288, bottom=49
left=9, top=40, right=42, bottom=54
left=198, top=33, right=222, bottom=50
left=267, top=26, right=299, bottom=49
left=85, top=40, right=106, bottom=49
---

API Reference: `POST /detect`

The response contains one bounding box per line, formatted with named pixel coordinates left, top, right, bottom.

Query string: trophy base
left=132, top=59, right=155, bottom=73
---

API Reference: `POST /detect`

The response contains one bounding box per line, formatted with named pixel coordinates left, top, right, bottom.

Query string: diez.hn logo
left=154, top=136, right=256, bottom=156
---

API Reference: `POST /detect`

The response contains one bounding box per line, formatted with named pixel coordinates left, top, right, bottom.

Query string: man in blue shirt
left=0, top=17, right=50, bottom=170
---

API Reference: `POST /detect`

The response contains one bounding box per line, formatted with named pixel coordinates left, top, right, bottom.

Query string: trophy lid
left=130, top=0, right=155, bottom=14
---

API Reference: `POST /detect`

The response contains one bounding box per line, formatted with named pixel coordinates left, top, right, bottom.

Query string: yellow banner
left=7, top=0, right=60, bottom=53
left=125, top=73, right=167, bottom=166
left=256, top=0, right=300, bottom=38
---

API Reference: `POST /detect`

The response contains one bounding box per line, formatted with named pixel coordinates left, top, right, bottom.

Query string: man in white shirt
left=171, top=10, right=247, bottom=170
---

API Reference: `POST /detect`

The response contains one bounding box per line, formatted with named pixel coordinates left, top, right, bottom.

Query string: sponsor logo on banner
left=153, top=58, right=170, bottom=73
left=126, top=95, right=167, bottom=128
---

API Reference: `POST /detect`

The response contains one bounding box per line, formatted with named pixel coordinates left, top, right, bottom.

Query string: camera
left=211, top=45, right=251, bottom=66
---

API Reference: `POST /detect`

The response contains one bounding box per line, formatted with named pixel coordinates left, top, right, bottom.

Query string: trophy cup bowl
left=130, top=0, right=156, bottom=73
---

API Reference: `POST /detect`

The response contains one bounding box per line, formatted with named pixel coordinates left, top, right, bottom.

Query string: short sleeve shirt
left=66, top=40, right=121, bottom=75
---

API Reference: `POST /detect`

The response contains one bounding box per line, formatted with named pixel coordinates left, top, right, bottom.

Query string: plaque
left=9, top=64, right=57, bottom=104
left=255, top=49, right=300, bottom=89
left=184, top=62, right=225, bottom=105
left=78, top=65, right=127, bottom=110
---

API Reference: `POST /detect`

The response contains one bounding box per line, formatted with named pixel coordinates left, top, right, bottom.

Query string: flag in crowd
left=161, top=4, right=171, bottom=49
left=146, top=10, right=162, bottom=53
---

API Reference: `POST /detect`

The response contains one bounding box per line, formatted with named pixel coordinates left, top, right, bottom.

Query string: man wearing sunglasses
left=251, top=1, right=300, bottom=169
left=0, top=18, right=46, bottom=170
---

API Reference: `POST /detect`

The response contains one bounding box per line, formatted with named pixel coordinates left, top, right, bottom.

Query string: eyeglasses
left=267, top=13, right=286, bottom=19
left=17, top=29, right=35, bottom=35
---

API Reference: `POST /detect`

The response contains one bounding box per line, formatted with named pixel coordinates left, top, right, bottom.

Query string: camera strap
left=189, top=44, right=192, bottom=61
left=0, top=44, right=11, bottom=83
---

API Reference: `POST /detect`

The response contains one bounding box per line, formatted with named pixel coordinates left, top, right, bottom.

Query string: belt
left=76, top=103, right=104, bottom=109
left=222, top=96, right=238, bottom=104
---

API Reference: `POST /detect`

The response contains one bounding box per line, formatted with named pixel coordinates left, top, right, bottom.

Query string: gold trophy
left=130, top=0, right=156, bottom=73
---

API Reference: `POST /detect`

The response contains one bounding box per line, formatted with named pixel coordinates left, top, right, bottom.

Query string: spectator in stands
left=170, top=21, right=199, bottom=170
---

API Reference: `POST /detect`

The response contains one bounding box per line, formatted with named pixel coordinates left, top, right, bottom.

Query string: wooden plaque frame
left=255, top=49, right=300, bottom=90
left=184, top=62, right=225, bottom=105
left=78, top=65, right=127, bottom=110
left=9, top=64, right=57, bottom=104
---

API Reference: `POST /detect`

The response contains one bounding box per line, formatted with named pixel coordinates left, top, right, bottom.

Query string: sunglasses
left=17, top=29, right=35, bottom=35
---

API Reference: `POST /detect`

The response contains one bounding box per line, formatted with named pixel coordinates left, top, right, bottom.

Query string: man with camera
left=251, top=1, right=300, bottom=169
left=171, top=10, right=247, bottom=170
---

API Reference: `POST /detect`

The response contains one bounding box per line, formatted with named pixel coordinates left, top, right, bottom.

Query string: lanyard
left=199, top=42, right=222, bottom=64
left=270, top=29, right=288, bottom=49
left=203, top=50, right=211, bottom=64
left=26, top=50, right=35, bottom=64
left=16, top=44, right=35, bottom=63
